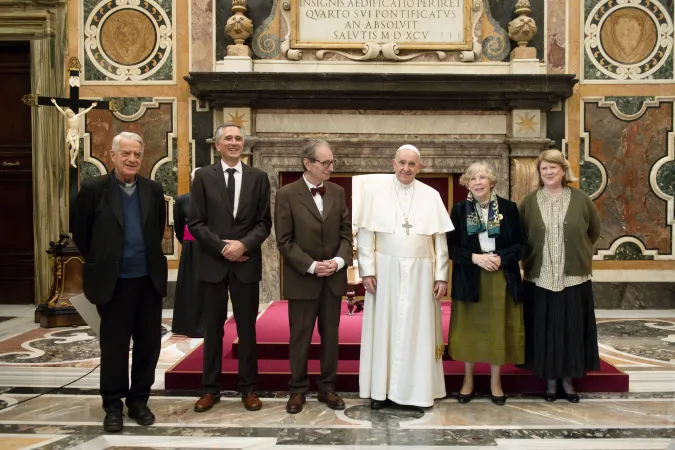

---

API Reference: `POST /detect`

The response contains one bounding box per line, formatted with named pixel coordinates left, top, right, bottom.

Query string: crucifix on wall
left=22, top=56, right=120, bottom=165
left=22, top=57, right=119, bottom=226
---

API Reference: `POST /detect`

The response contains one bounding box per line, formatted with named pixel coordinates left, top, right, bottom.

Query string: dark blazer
left=447, top=196, right=526, bottom=303
left=72, top=173, right=168, bottom=305
left=275, top=179, right=353, bottom=299
left=174, top=193, right=191, bottom=243
left=188, top=162, right=272, bottom=283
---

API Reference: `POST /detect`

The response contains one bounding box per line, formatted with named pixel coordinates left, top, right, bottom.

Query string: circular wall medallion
left=100, top=9, right=157, bottom=66
left=584, top=0, right=674, bottom=80
left=84, top=0, right=173, bottom=82
left=600, top=8, right=657, bottom=65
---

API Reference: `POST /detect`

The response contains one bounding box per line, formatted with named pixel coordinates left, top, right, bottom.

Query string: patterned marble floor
left=0, top=305, right=673, bottom=449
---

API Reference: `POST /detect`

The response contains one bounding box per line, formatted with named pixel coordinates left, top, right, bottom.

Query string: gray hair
left=459, top=161, right=498, bottom=188
left=301, top=139, right=330, bottom=171
left=112, top=132, right=144, bottom=153
left=214, top=122, right=245, bottom=143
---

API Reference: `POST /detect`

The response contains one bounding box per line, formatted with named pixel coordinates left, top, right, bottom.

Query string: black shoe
left=544, top=392, right=557, bottom=402
left=565, top=393, right=580, bottom=403
left=457, top=392, right=473, bottom=404
left=127, top=405, right=155, bottom=426
left=370, top=399, right=390, bottom=409
left=491, top=395, right=506, bottom=406
left=103, top=411, right=123, bottom=432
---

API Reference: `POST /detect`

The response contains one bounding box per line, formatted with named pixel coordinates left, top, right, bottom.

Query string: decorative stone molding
left=505, top=137, right=552, bottom=158
left=184, top=72, right=577, bottom=111
left=249, top=137, right=509, bottom=303
left=0, top=1, right=65, bottom=40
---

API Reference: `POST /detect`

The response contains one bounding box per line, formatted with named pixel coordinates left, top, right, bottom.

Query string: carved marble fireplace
left=186, top=72, right=576, bottom=303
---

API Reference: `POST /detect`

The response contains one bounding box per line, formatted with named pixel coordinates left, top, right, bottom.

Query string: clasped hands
left=362, top=276, right=447, bottom=300
left=472, top=253, right=501, bottom=272
left=221, top=240, right=248, bottom=262
left=314, top=259, right=338, bottom=277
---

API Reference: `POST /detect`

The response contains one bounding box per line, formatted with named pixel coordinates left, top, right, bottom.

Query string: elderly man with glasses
left=274, top=139, right=353, bottom=414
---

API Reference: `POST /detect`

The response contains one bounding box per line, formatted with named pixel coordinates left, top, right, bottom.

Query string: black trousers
left=202, top=271, right=259, bottom=394
left=96, top=276, right=162, bottom=413
left=288, top=284, right=342, bottom=394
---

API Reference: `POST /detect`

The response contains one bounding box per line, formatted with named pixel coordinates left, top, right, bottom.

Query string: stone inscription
left=296, top=0, right=467, bottom=45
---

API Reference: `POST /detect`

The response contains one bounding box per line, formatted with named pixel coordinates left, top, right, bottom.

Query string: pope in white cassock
left=355, top=144, right=454, bottom=409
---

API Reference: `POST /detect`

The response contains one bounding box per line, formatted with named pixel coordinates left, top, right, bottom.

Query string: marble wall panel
left=191, top=0, right=214, bottom=71
left=547, top=0, right=566, bottom=73
left=85, top=103, right=174, bottom=179
left=81, top=0, right=175, bottom=83
left=583, top=0, right=674, bottom=81
left=81, top=98, right=178, bottom=258
left=584, top=101, right=673, bottom=257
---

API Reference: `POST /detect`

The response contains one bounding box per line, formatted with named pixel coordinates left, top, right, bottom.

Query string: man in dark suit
left=274, top=140, right=353, bottom=413
left=72, top=132, right=167, bottom=433
left=189, top=122, right=272, bottom=413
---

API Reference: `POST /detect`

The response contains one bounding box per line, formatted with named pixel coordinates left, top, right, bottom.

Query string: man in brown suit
left=274, top=140, right=353, bottom=414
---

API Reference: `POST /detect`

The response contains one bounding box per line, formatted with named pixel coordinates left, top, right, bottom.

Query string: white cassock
left=355, top=175, right=454, bottom=407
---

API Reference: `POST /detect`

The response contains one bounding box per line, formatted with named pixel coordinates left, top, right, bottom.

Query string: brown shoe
left=241, top=392, right=262, bottom=411
left=286, top=393, right=306, bottom=414
left=194, top=393, right=220, bottom=412
left=317, top=391, right=345, bottom=410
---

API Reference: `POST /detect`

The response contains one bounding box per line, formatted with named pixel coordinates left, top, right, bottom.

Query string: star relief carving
left=228, top=110, right=248, bottom=129
left=515, top=112, right=538, bottom=134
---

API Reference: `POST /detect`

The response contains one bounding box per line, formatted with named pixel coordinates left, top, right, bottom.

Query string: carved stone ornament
left=226, top=0, right=254, bottom=56
left=508, top=0, right=537, bottom=48
left=280, top=0, right=484, bottom=62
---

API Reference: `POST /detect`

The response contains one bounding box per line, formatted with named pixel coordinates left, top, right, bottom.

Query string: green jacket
left=519, top=187, right=601, bottom=279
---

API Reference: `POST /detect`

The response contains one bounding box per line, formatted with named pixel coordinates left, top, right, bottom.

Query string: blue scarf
left=465, top=190, right=501, bottom=237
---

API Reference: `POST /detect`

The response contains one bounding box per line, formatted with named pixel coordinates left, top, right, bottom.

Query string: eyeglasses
left=309, top=158, right=338, bottom=169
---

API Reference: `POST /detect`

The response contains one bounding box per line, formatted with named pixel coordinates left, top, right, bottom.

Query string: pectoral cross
left=402, top=220, right=413, bottom=235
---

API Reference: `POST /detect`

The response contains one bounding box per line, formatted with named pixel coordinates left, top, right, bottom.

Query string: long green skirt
left=449, top=269, right=524, bottom=365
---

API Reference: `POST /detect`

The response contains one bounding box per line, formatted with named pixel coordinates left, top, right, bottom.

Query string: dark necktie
left=310, top=186, right=326, bottom=197
left=226, top=168, right=236, bottom=208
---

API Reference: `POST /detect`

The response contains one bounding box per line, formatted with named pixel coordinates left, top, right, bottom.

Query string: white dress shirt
left=302, top=174, right=345, bottom=274
left=221, top=159, right=243, bottom=218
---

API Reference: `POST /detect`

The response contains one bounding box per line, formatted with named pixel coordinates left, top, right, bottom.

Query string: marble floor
left=0, top=305, right=673, bottom=449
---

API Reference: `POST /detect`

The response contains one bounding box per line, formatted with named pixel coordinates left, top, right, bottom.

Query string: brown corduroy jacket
left=275, top=178, right=353, bottom=300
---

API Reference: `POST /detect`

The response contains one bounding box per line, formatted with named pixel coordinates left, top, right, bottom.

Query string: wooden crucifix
left=22, top=57, right=119, bottom=227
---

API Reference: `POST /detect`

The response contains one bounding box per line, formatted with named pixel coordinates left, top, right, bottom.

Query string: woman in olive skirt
left=171, top=168, right=205, bottom=338
left=519, top=150, right=601, bottom=402
left=447, top=161, right=526, bottom=405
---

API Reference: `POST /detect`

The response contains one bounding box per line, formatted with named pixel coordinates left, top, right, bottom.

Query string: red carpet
left=165, top=300, right=628, bottom=393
